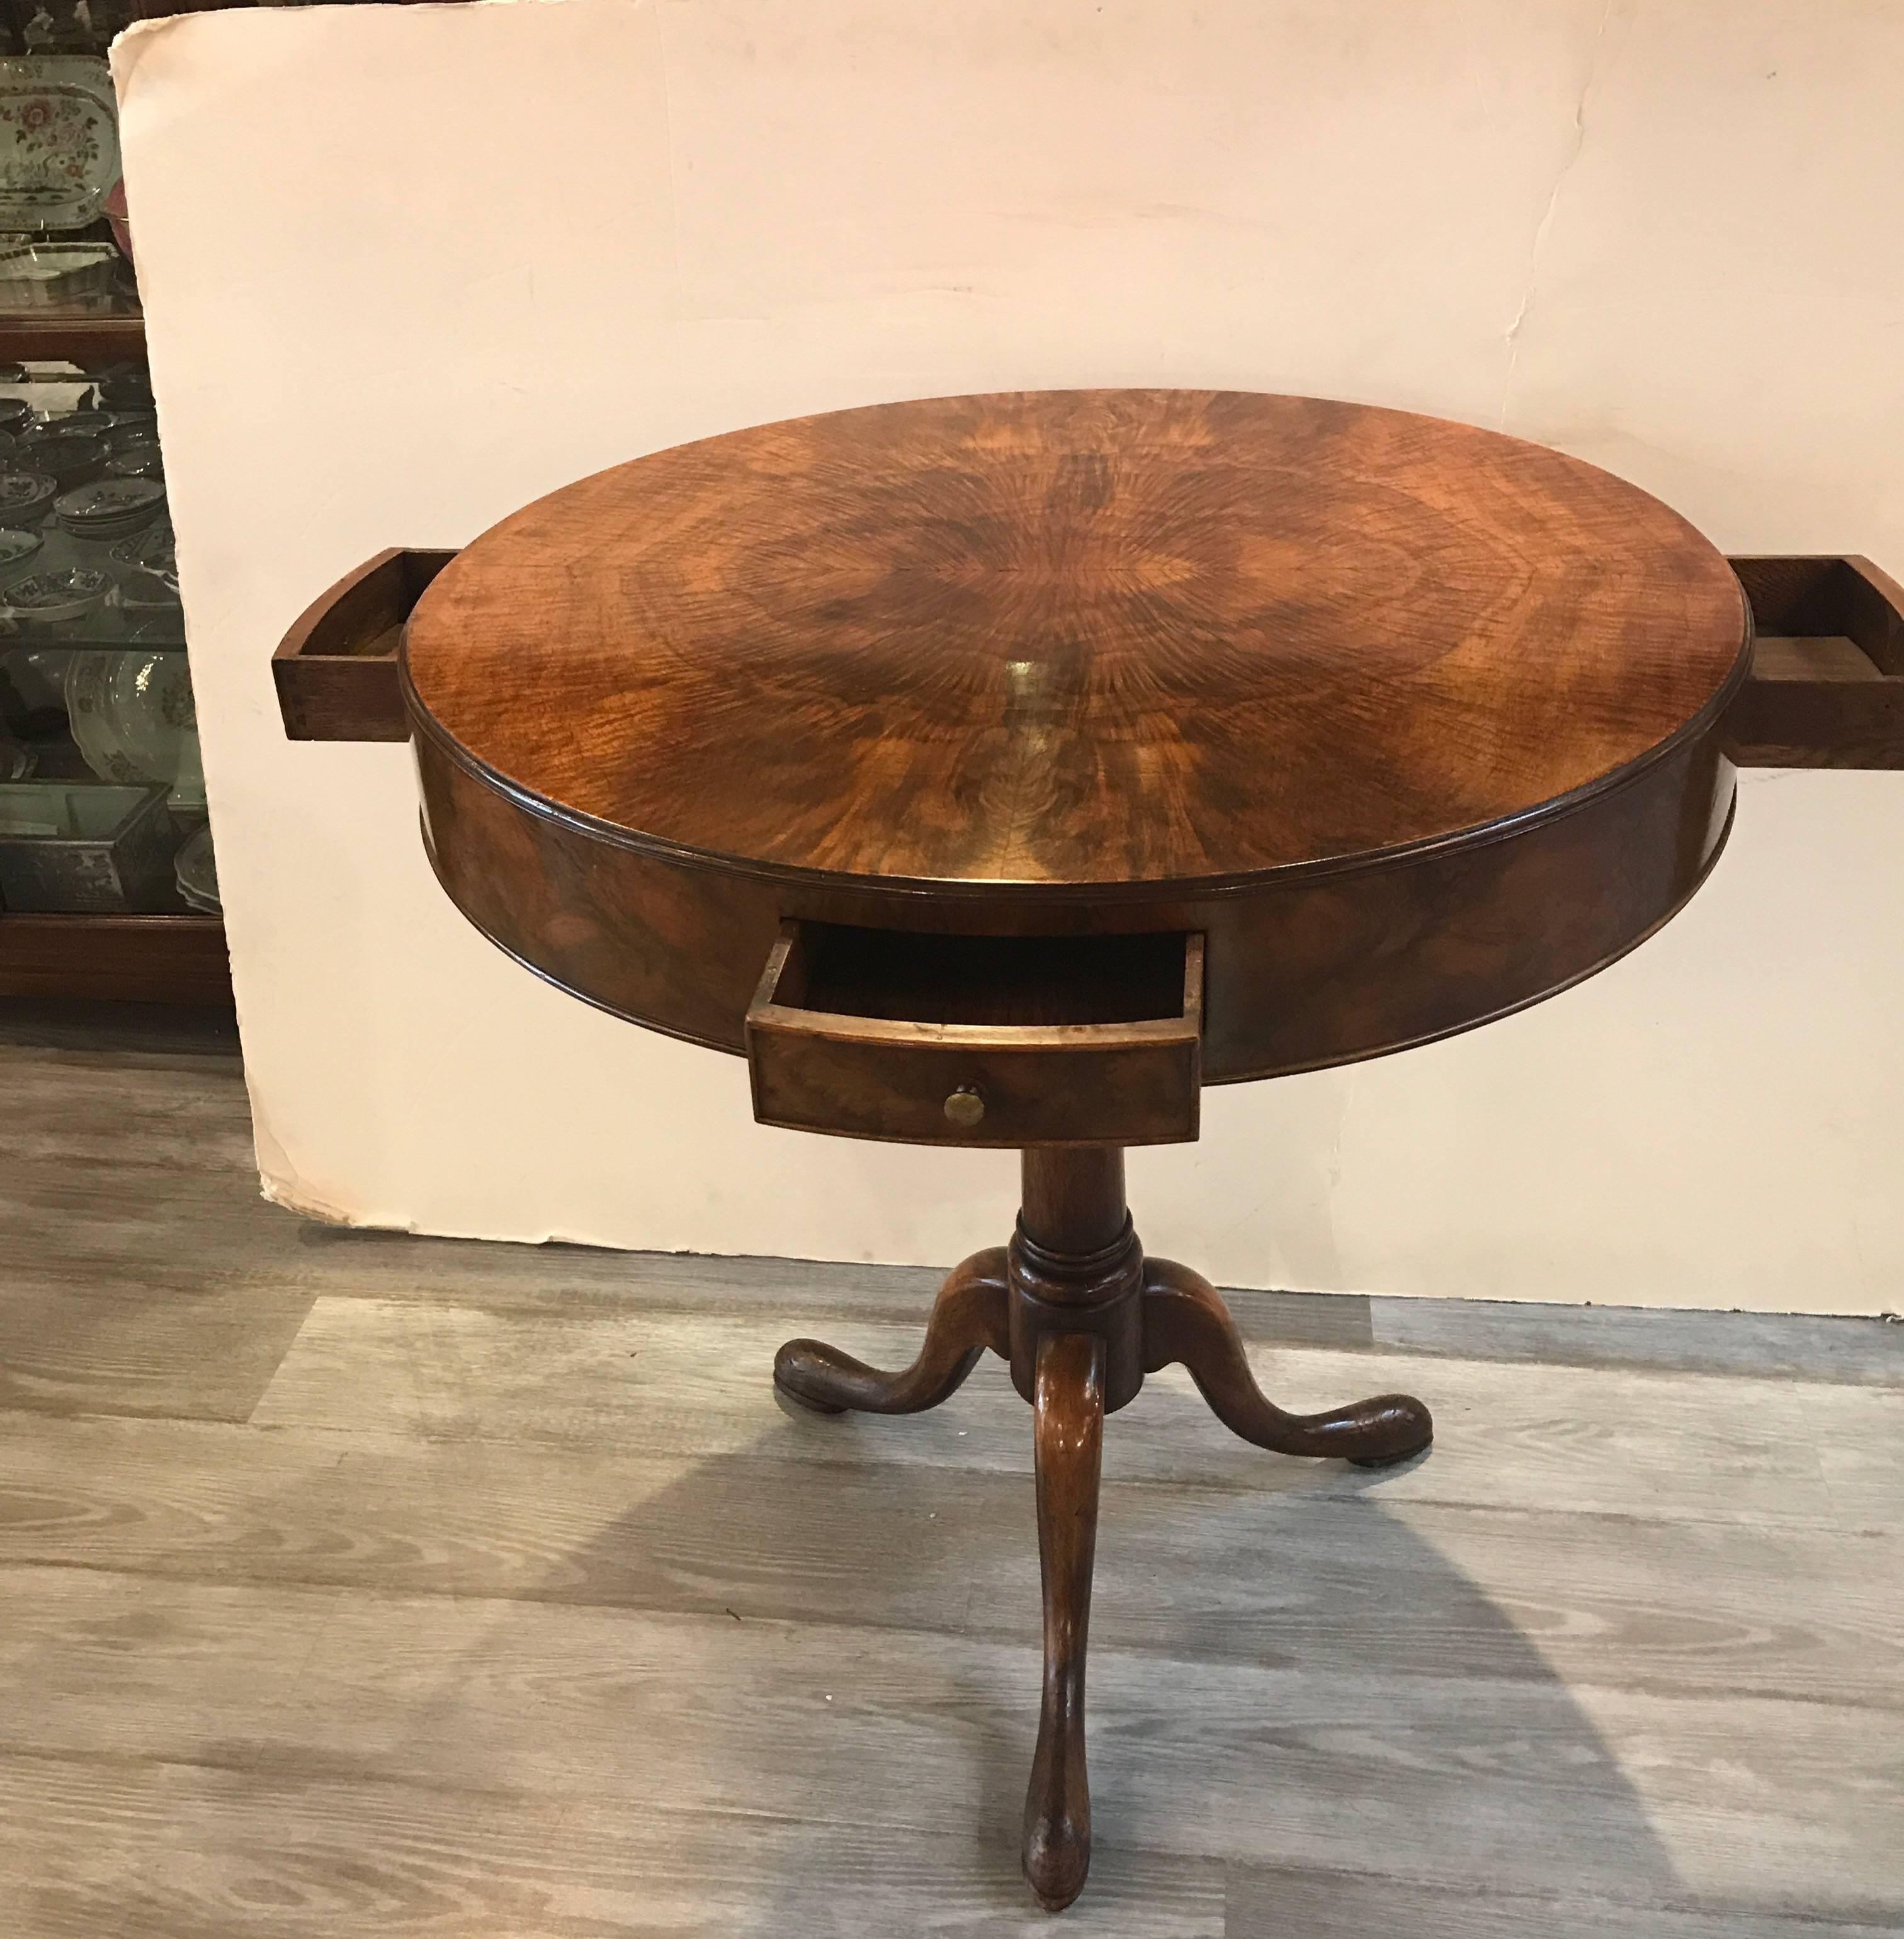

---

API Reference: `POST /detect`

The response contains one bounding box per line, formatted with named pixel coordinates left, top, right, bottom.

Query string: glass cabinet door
left=0, top=28, right=215, bottom=925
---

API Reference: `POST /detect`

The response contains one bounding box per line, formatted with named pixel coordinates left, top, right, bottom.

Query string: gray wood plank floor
left=1, top=1000, right=1898, bottom=1937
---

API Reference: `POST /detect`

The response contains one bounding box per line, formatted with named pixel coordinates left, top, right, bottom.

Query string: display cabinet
left=0, top=21, right=227, bottom=1001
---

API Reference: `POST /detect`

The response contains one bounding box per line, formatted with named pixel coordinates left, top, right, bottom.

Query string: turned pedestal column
left=774, top=1145, right=1431, bottom=1909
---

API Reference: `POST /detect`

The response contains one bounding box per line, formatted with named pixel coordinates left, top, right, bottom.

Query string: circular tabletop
left=405, top=389, right=1747, bottom=895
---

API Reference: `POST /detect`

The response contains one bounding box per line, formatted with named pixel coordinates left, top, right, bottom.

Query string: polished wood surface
left=0, top=913, right=231, bottom=1006
left=397, top=391, right=1750, bottom=1087
left=406, top=390, right=1744, bottom=887
left=747, top=922, right=1203, bottom=1146
left=1025, top=1331, right=1104, bottom=1911
left=773, top=1246, right=1009, bottom=1415
left=273, top=393, right=1803, bottom=1911
left=776, top=1143, right=1434, bottom=1908
left=274, top=548, right=453, bottom=744
left=1142, top=1257, right=1432, bottom=1466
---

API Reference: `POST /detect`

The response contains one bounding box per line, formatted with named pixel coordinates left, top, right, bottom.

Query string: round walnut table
left=396, top=390, right=1748, bottom=1910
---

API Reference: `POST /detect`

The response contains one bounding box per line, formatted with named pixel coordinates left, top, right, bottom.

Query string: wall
left=115, top=0, right=1904, bottom=1313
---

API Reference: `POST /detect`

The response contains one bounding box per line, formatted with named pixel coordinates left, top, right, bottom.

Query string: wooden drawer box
left=747, top=921, right=1204, bottom=1148
left=273, top=547, right=456, bottom=742
left=1725, top=555, right=1904, bottom=767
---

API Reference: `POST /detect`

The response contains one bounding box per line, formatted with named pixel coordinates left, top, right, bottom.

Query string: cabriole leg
left=1023, top=1330, right=1105, bottom=1911
left=1142, top=1255, right=1432, bottom=1466
left=774, top=1246, right=1009, bottom=1415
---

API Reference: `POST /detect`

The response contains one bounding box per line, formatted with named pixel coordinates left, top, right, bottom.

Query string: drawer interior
left=274, top=547, right=458, bottom=742
left=1733, top=555, right=1904, bottom=676
left=1726, top=554, right=1904, bottom=769
left=777, top=922, right=1193, bottom=1028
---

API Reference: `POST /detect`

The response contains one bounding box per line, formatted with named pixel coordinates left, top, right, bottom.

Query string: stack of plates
left=54, top=477, right=165, bottom=541
left=15, top=429, right=104, bottom=489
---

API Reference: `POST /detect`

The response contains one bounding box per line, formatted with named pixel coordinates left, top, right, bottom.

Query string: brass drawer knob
left=944, top=1085, right=986, bottom=1128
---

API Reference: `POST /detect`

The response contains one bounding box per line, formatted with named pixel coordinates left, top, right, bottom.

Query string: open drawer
left=1725, top=555, right=1904, bottom=767
left=747, top=921, right=1204, bottom=1148
left=273, top=548, right=458, bottom=742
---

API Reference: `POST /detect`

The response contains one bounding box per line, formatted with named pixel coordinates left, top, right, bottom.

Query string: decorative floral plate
left=64, top=647, right=198, bottom=797
left=110, top=519, right=176, bottom=589
left=1, top=566, right=108, bottom=623
left=0, top=57, right=120, bottom=232
left=0, top=470, right=58, bottom=521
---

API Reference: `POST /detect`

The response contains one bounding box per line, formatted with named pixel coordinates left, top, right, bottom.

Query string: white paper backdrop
left=115, top=0, right=1904, bottom=1312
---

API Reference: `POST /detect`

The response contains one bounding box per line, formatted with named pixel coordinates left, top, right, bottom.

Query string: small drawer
left=747, top=921, right=1204, bottom=1148
left=1725, top=555, right=1904, bottom=768
left=274, top=546, right=457, bottom=742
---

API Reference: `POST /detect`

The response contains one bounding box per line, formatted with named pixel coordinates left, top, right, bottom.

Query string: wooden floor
left=1, top=1002, right=1900, bottom=1938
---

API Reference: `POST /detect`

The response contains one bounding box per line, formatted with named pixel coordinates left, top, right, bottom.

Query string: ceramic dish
left=0, top=471, right=58, bottom=522
left=55, top=475, right=164, bottom=537
left=0, top=243, right=118, bottom=308
left=0, top=400, right=31, bottom=436
left=173, top=823, right=218, bottom=911
left=115, top=572, right=180, bottom=614
left=0, top=528, right=42, bottom=570
left=63, top=649, right=154, bottom=784
left=15, top=430, right=103, bottom=489
left=110, top=521, right=176, bottom=589
left=64, top=647, right=198, bottom=794
left=0, top=568, right=109, bottom=624
left=54, top=409, right=118, bottom=436
left=104, top=441, right=163, bottom=482
left=94, top=370, right=153, bottom=412
left=101, top=418, right=159, bottom=454
left=0, top=57, right=121, bottom=232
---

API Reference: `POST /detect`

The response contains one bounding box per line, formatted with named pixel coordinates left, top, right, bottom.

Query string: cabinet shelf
left=0, top=909, right=229, bottom=1003
left=0, top=313, right=145, bottom=366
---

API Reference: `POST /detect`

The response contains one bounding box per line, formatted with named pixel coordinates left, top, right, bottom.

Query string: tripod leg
left=1143, top=1257, right=1431, bottom=1466
left=1023, top=1331, right=1105, bottom=1911
left=774, top=1247, right=1009, bottom=1415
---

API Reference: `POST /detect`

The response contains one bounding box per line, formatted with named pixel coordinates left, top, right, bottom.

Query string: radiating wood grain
left=407, top=391, right=1745, bottom=885
left=1, top=1568, right=1896, bottom=1918
left=247, top=1296, right=1903, bottom=1532
left=402, top=389, right=1747, bottom=1083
